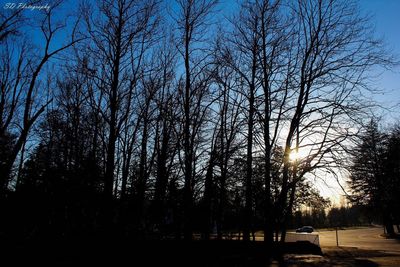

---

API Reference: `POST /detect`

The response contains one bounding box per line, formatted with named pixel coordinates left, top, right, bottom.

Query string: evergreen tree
left=348, top=120, right=396, bottom=235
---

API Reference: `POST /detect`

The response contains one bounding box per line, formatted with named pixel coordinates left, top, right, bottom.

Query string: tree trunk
left=203, top=149, right=215, bottom=240
left=152, top=122, right=170, bottom=232
left=183, top=9, right=193, bottom=241
left=102, top=15, right=123, bottom=233
left=136, top=117, right=149, bottom=228
left=383, top=212, right=395, bottom=236
left=243, top=83, right=255, bottom=241
left=217, top=161, right=227, bottom=240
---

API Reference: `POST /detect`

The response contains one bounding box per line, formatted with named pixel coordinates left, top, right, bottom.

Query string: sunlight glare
left=289, top=150, right=299, bottom=161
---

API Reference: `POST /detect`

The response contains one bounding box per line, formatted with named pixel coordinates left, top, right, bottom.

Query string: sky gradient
left=1, top=0, right=399, bottom=205
left=322, top=0, right=400, bottom=204
left=361, top=0, right=400, bottom=122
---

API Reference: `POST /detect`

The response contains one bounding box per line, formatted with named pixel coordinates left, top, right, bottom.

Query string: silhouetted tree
left=0, top=0, right=396, bottom=249
left=81, top=0, right=160, bottom=234
left=384, top=125, right=400, bottom=231
left=174, top=0, right=218, bottom=240
left=0, top=2, right=82, bottom=194
left=149, top=38, right=179, bottom=235
left=224, top=0, right=263, bottom=241
left=348, top=120, right=396, bottom=235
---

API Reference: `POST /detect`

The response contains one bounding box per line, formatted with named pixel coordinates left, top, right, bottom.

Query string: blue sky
left=1, top=0, right=398, bottom=124
left=2, top=1, right=399, bottom=120
left=360, top=0, right=400, bottom=122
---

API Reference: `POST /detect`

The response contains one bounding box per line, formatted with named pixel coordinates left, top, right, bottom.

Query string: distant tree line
left=290, top=204, right=376, bottom=230
left=0, top=0, right=394, bottom=244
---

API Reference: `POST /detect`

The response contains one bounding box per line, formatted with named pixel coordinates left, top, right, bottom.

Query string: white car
left=296, top=226, right=314, bottom=233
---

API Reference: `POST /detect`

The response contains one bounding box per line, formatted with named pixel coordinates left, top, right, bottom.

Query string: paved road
left=318, top=227, right=400, bottom=252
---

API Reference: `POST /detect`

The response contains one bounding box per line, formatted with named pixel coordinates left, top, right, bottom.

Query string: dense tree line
left=290, top=205, right=372, bottom=229
left=0, top=0, right=394, bottom=244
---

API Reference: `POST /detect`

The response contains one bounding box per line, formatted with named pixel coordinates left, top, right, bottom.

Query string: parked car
left=296, top=226, right=314, bottom=233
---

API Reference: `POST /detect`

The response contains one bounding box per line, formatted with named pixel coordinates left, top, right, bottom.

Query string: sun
left=289, top=150, right=299, bottom=161
left=289, top=148, right=308, bottom=161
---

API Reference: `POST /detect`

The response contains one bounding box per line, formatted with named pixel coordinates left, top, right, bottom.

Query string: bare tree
left=150, top=37, right=179, bottom=233
left=274, top=0, right=393, bottom=241
left=0, top=3, right=83, bottom=192
left=224, top=0, right=262, bottom=241
left=214, top=63, right=244, bottom=239
left=221, top=0, right=393, bottom=243
left=253, top=0, right=291, bottom=244
left=174, top=0, right=218, bottom=240
left=0, top=0, right=37, bottom=42
left=82, top=0, right=159, bottom=202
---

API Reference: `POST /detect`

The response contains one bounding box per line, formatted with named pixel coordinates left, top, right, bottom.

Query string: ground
left=2, top=226, right=400, bottom=266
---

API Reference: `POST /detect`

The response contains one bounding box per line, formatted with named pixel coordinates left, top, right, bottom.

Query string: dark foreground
left=1, top=237, right=322, bottom=266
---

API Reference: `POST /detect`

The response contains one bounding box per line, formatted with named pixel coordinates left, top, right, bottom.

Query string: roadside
left=275, top=247, right=400, bottom=266
left=277, top=226, right=400, bottom=266
left=318, top=227, right=400, bottom=252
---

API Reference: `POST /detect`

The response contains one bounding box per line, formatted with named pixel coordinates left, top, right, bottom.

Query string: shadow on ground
left=1, top=237, right=322, bottom=266
left=281, top=247, right=400, bottom=267
left=5, top=235, right=399, bottom=266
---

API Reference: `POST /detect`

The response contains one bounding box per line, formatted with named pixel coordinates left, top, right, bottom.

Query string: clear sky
left=2, top=0, right=398, bottom=119
left=360, top=0, right=400, bottom=122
